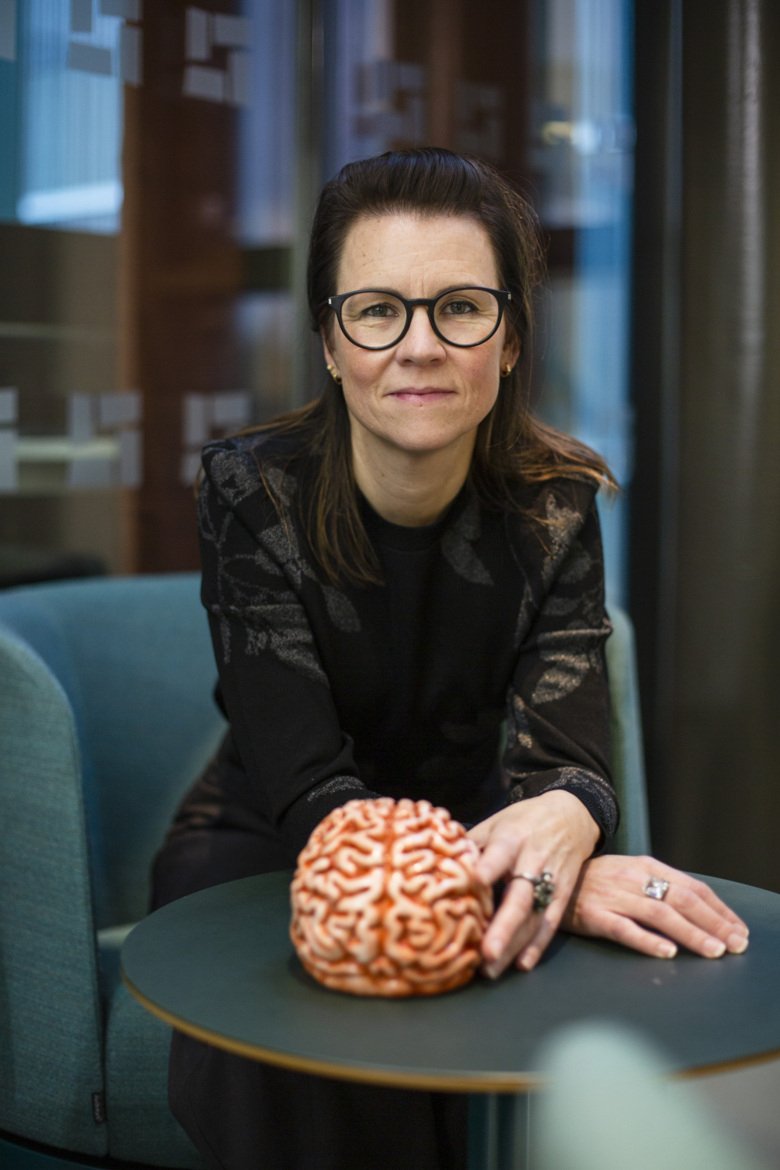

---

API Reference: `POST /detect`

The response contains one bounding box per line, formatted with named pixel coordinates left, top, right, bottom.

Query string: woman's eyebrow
left=342, top=283, right=482, bottom=298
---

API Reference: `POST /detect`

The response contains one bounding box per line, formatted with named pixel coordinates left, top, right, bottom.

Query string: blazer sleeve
left=503, top=488, right=619, bottom=843
left=197, top=441, right=376, bottom=854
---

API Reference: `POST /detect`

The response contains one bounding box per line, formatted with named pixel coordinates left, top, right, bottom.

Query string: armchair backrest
left=0, top=573, right=225, bottom=929
left=606, top=604, right=651, bottom=855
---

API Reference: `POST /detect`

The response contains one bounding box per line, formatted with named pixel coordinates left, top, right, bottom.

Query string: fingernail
left=484, top=963, right=502, bottom=981
left=727, top=933, right=749, bottom=954
left=704, top=938, right=726, bottom=958
left=485, top=938, right=504, bottom=962
left=658, top=941, right=677, bottom=959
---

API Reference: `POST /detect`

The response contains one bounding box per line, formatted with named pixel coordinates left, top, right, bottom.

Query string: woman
left=153, top=147, right=747, bottom=1170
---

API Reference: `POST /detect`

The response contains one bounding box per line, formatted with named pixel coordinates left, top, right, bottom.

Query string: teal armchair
left=0, top=574, right=223, bottom=1169
left=0, top=574, right=648, bottom=1169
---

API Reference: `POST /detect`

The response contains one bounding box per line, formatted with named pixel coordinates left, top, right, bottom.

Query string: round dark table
left=122, top=872, right=780, bottom=1170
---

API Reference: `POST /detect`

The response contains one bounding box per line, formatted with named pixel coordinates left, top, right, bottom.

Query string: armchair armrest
left=0, top=626, right=107, bottom=1156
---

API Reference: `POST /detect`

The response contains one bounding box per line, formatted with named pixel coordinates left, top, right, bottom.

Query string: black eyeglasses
left=326, top=286, right=512, bottom=350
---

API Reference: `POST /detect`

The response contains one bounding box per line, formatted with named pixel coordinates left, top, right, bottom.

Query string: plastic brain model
left=290, top=797, right=493, bottom=997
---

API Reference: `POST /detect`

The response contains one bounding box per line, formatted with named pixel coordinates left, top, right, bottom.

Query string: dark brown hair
left=254, top=147, right=615, bottom=585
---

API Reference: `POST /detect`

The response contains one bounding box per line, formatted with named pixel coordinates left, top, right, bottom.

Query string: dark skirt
left=150, top=747, right=468, bottom=1170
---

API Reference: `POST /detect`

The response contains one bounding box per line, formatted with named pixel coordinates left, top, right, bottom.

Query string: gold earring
left=501, top=364, right=514, bottom=378
left=327, top=364, right=342, bottom=384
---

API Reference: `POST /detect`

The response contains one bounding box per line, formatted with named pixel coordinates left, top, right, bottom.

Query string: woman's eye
left=442, top=298, right=477, bottom=316
left=361, top=301, right=398, bottom=318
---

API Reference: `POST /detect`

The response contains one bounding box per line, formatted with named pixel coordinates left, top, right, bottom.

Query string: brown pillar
left=121, top=2, right=242, bottom=572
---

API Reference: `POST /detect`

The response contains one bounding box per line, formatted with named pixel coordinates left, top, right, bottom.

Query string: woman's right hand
left=560, top=854, right=750, bottom=959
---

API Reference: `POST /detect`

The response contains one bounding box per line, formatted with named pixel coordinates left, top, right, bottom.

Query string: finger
left=683, top=881, right=749, bottom=940
left=483, top=875, right=565, bottom=977
left=481, top=877, right=536, bottom=973
left=579, top=910, right=680, bottom=959
left=466, top=820, right=490, bottom=847
left=474, top=832, right=525, bottom=888
left=635, top=897, right=748, bottom=959
left=514, top=906, right=563, bottom=972
left=664, top=882, right=749, bottom=953
left=637, top=900, right=726, bottom=958
left=639, top=862, right=749, bottom=935
left=636, top=870, right=749, bottom=954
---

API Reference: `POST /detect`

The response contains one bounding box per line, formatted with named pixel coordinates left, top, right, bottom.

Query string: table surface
left=122, top=871, right=780, bottom=1094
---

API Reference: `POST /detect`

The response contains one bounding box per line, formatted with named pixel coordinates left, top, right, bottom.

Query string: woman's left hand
left=560, top=854, right=750, bottom=959
left=467, top=791, right=600, bottom=978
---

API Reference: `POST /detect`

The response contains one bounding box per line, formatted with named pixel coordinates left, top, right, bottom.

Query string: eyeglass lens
left=338, top=288, right=502, bottom=348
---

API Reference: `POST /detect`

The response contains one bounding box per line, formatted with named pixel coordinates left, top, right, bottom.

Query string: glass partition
left=1, top=0, right=633, bottom=596
left=0, top=1, right=298, bottom=578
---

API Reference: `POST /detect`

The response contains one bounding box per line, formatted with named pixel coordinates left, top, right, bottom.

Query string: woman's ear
left=502, top=331, right=521, bottom=371
left=321, top=329, right=338, bottom=368
left=321, top=328, right=335, bottom=368
left=321, top=330, right=342, bottom=384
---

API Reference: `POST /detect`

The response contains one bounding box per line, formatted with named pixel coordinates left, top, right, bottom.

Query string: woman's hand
left=467, top=791, right=600, bottom=979
left=561, top=854, right=750, bottom=959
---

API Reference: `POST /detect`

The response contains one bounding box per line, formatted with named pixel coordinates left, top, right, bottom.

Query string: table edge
left=122, top=969, right=542, bottom=1094
left=123, top=966, right=780, bottom=1093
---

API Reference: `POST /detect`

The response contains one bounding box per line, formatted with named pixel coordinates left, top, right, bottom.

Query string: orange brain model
left=290, top=797, right=493, bottom=997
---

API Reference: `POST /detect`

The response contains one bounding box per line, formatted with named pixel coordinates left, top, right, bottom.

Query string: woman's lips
left=388, top=389, right=454, bottom=403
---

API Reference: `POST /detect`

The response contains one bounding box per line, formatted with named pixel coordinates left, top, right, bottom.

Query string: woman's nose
left=395, top=305, right=446, bottom=360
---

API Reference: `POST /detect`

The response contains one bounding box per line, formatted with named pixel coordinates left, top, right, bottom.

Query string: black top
left=182, top=429, right=618, bottom=857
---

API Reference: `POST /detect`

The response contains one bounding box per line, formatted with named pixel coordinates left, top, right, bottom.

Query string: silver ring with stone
left=514, top=870, right=556, bottom=911
left=644, top=877, right=670, bottom=901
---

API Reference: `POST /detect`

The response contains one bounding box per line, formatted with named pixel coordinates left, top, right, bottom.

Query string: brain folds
left=290, top=798, right=493, bottom=997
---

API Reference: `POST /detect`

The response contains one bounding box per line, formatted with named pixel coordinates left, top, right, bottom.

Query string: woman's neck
left=351, top=435, right=474, bottom=527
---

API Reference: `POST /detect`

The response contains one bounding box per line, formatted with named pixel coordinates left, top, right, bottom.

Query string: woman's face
left=321, top=213, right=519, bottom=468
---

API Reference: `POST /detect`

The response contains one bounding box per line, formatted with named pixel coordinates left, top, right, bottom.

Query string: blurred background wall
left=1, top=0, right=777, bottom=890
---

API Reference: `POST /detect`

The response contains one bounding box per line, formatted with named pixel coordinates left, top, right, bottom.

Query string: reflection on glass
left=531, top=0, right=634, bottom=603
left=13, top=2, right=126, bottom=235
